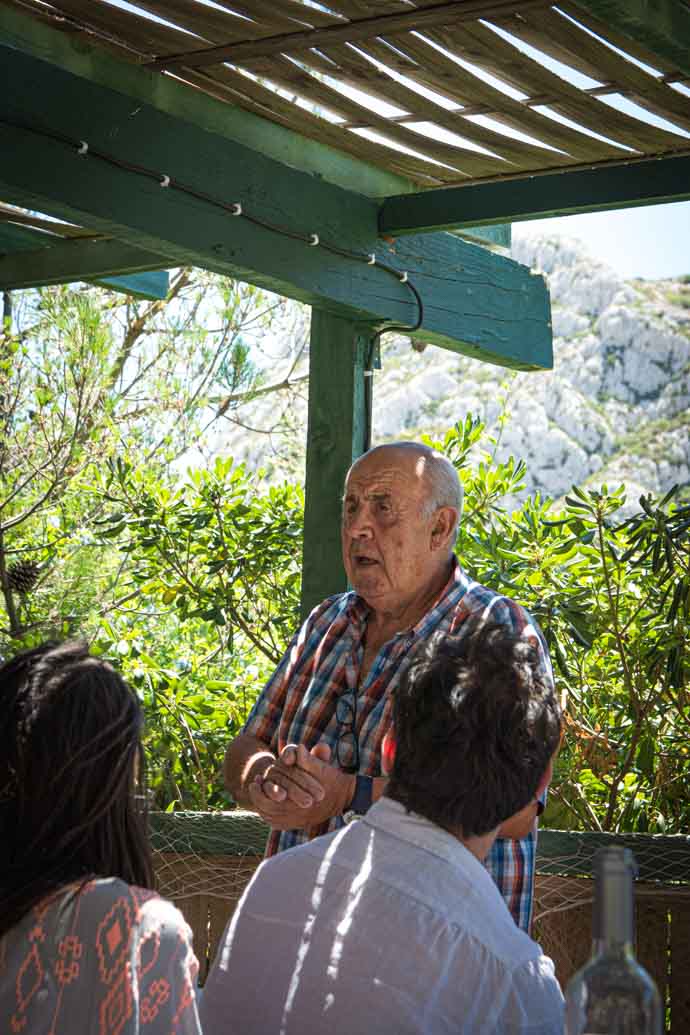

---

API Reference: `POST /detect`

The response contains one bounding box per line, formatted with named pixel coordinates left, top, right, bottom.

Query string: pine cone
left=7, top=560, right=40, bottom=594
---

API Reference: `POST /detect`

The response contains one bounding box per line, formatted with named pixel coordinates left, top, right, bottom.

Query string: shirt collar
left=361, top=796, right=497, bottom=891
left=344, top=556, right=471, bottom=638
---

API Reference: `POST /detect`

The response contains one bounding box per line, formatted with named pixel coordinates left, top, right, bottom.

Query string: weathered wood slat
left=493, top=8, right=690, bottom=133
left=425, top=21, right=686, bottom=154
left=637, top=898, right=670, bottom=1015
left=123, top=0, right=257, bottom=44
left=128, top=0, right=337, bottom=45
left=302, top=42, right=574, bottom=171
left=0, top=0, right=157, bottom=64
left=238, top=53, right=506, bottom=177
left=146, top=0, right=552, bottom=69
left=0, top=2, right=423, bottom=197
left=0, top=202, right=96, bottom=238
left=373, top=32, right=621, bottom=162
left=557, top=0, right=684, bottom=78
left=196, top=64, right=451, bottom=184
left=42, top=0, right=199, bottom=56
left=243, top=0, right=343, bottom=29
left=322, top=0, right=412, bottom=17
left=566, top=0, right=690, bottom=79
left=670, top=901, right=690, bottom=1031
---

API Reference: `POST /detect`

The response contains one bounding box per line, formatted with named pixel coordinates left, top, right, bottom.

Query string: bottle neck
left=592, top=854, right=635, bottom=953
left=592, top=937, right=635, bottom=958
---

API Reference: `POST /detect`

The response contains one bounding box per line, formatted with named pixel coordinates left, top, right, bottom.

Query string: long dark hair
left=0, top=641, right=154, bottom=936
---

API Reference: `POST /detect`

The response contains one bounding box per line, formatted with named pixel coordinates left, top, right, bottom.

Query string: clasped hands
left=248, top=742, right=356, bottom=831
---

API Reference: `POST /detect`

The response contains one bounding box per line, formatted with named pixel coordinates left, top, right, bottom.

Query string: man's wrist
left=343, top=774, right=373, bottom=821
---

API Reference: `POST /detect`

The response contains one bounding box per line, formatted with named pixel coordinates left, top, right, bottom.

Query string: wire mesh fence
left=150, top=813, right=690, bottom=1029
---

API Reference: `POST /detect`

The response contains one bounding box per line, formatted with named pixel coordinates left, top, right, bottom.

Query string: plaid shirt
left=242, top=558, right=552, bottom=932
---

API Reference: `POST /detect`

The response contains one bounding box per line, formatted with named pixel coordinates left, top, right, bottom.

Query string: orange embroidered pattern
left=141, top=977, right=171, bottom=1023
left=96, top=897, right=132, bottom=986
left=1, top=881, right=199, bottom=1034
left=11, top=943, right=43, bottom=1033
left=55, top=936, right=82, bottom=985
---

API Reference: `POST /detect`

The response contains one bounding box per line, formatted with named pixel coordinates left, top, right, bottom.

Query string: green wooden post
left=300, top=310, right=375, bottom=621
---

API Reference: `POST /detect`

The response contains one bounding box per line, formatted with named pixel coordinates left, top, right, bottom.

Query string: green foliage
left=2, top=274, right=687, bottom=829
left=425, top=418, right=689, bottom=834
left=90, top=454, right=303, bottom=809
left=0, top=274, right=303, bottom=809
left=0, top=272, right=290, bottom=646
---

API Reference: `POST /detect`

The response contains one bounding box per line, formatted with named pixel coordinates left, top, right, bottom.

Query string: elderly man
left=204, top=621, right=564, bottom=1034
left=224, top=441, right=552, bottom=930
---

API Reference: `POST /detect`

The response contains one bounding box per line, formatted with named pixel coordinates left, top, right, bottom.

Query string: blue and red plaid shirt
left=242, top=558, right=553, bottom=932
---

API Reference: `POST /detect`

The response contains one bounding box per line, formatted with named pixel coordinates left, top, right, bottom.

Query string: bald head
left=342, top=442, right=462, bottom=615
left=350, top=442, right=463, bottom=543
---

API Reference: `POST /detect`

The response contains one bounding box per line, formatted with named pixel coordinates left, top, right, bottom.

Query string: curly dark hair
left=0, top=641, right=154, bottom=937
left=386, top=619, right=562, bottom=838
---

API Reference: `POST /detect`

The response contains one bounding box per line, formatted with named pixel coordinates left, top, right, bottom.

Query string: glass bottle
left=565, top=846, right=663, bottom=1034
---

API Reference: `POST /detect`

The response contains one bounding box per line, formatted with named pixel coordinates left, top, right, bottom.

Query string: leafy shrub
left=427, top=417, right=689, bottom=833
left=91, top=455, right=303, bottom=809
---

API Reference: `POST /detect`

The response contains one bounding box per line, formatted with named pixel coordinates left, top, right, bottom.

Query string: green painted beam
left=0, top=44, right=552, bottom=371
left=300, top=311, right=374, bottom=620
left=94, top=270, right=169, bottom=301
left=569, top=0, right=690, bottom=78
left=0, top=2, right=414, bottom=201
left=0, top=233, right=169, bottom=295
left=456, top=224, right=511, bottom=250
left=379, top=156, right=690, bottom=235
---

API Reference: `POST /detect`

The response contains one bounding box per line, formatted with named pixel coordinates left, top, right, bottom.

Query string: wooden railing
left=151, top=814, right=690, bottom=1031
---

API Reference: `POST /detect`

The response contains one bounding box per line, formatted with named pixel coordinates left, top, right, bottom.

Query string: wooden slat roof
left=3, top=0, right=690, bottom=190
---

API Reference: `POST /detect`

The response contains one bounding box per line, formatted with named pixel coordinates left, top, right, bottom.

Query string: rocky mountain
left=218, top=234, right=690, bottom=512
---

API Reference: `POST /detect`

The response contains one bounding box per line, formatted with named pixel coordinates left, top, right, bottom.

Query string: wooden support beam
left=0, top=232, right=169, bottom=298
left=569, top=0, right=690, bottom=78
left=148, top=0, right=550, bottom=70
left=0, top=43, right=552, bottom=370
left=379, top=155, right=690, bottom=235
left=300, top=311, right=374, bottom=620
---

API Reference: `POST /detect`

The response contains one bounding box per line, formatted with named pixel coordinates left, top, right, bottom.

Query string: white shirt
left=200, top=797, right=564, bottom=1035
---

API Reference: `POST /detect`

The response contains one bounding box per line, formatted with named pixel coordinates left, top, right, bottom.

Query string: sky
left=513, top=200, right=690, bottom=281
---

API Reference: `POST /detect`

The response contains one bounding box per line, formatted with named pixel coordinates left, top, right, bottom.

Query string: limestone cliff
left=220, top=234, right=690, bottom=510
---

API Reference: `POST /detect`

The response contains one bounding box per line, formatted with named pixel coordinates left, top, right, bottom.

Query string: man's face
left=341, top=447, right=445, bottom=614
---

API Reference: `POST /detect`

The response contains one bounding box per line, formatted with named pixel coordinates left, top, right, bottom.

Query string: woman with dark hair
left=0, top=641, right=203, bottom=1034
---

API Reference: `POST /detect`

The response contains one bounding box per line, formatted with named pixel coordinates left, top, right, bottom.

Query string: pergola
left=1, top=0, right=689, bottom=615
